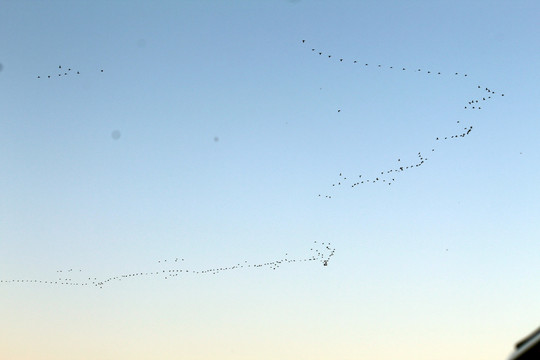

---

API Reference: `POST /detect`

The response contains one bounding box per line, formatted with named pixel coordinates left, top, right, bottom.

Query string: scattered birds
left=36, top=65, right=103, bottom=79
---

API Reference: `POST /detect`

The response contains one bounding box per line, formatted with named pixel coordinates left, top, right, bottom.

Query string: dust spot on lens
left=137, top=39, right=146, bottom=48
left=111, top=130, right=121, bottom=140
left=214, top=136, right=219, bottom=142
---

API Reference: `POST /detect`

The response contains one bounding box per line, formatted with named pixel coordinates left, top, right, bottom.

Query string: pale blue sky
left=1, top=1, right=539, bottom=359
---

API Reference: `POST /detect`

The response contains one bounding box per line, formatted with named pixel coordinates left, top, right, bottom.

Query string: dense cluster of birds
left=300, top=40, right=505, bottom=197
left=0, top=241, right=335, bottom=289
left=36, top=65, right=103, bottom=79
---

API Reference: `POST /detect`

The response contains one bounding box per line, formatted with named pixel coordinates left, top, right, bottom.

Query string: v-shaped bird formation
left=300, top=40, right=505, bottom=198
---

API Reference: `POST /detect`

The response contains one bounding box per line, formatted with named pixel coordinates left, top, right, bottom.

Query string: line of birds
left=0, top=241, right=335, bottom=289
left=300, top=40, right=505, bottom=198
left=36, top=65, right=103, bottom=78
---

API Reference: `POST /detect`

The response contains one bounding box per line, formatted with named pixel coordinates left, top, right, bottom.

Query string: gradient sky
left=1, top=1, right=539, bottom=359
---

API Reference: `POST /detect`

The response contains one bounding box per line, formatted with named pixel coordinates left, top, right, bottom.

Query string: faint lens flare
left=111, top=130, right=121, bottom=140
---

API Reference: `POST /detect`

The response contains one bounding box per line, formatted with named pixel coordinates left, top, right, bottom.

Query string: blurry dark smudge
left=111, top=130, right=121, bottom=140
left=0, top=63, right=3, bottom=72
left=214, top=136, right=219, bottom=142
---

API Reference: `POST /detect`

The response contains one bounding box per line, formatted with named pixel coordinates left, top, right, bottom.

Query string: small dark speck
left=101, top=69, right=103, bottom=72
left=111, top=130, right=121, bottom=140
left=214, top=136, right=219, bottom=142
left=0, top=63, right=3, bottom=72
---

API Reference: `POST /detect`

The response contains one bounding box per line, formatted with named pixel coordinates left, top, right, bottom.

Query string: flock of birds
left=36, top=65, right=103, bottom=78
left=2, top=39, right=506, bottom=289
left=299, top=40, right=505, bottom=198
left=0, top=241, right=335, bottom=289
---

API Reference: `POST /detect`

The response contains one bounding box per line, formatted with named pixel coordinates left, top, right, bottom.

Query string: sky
left=0, top=0, right=539, bottom=359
